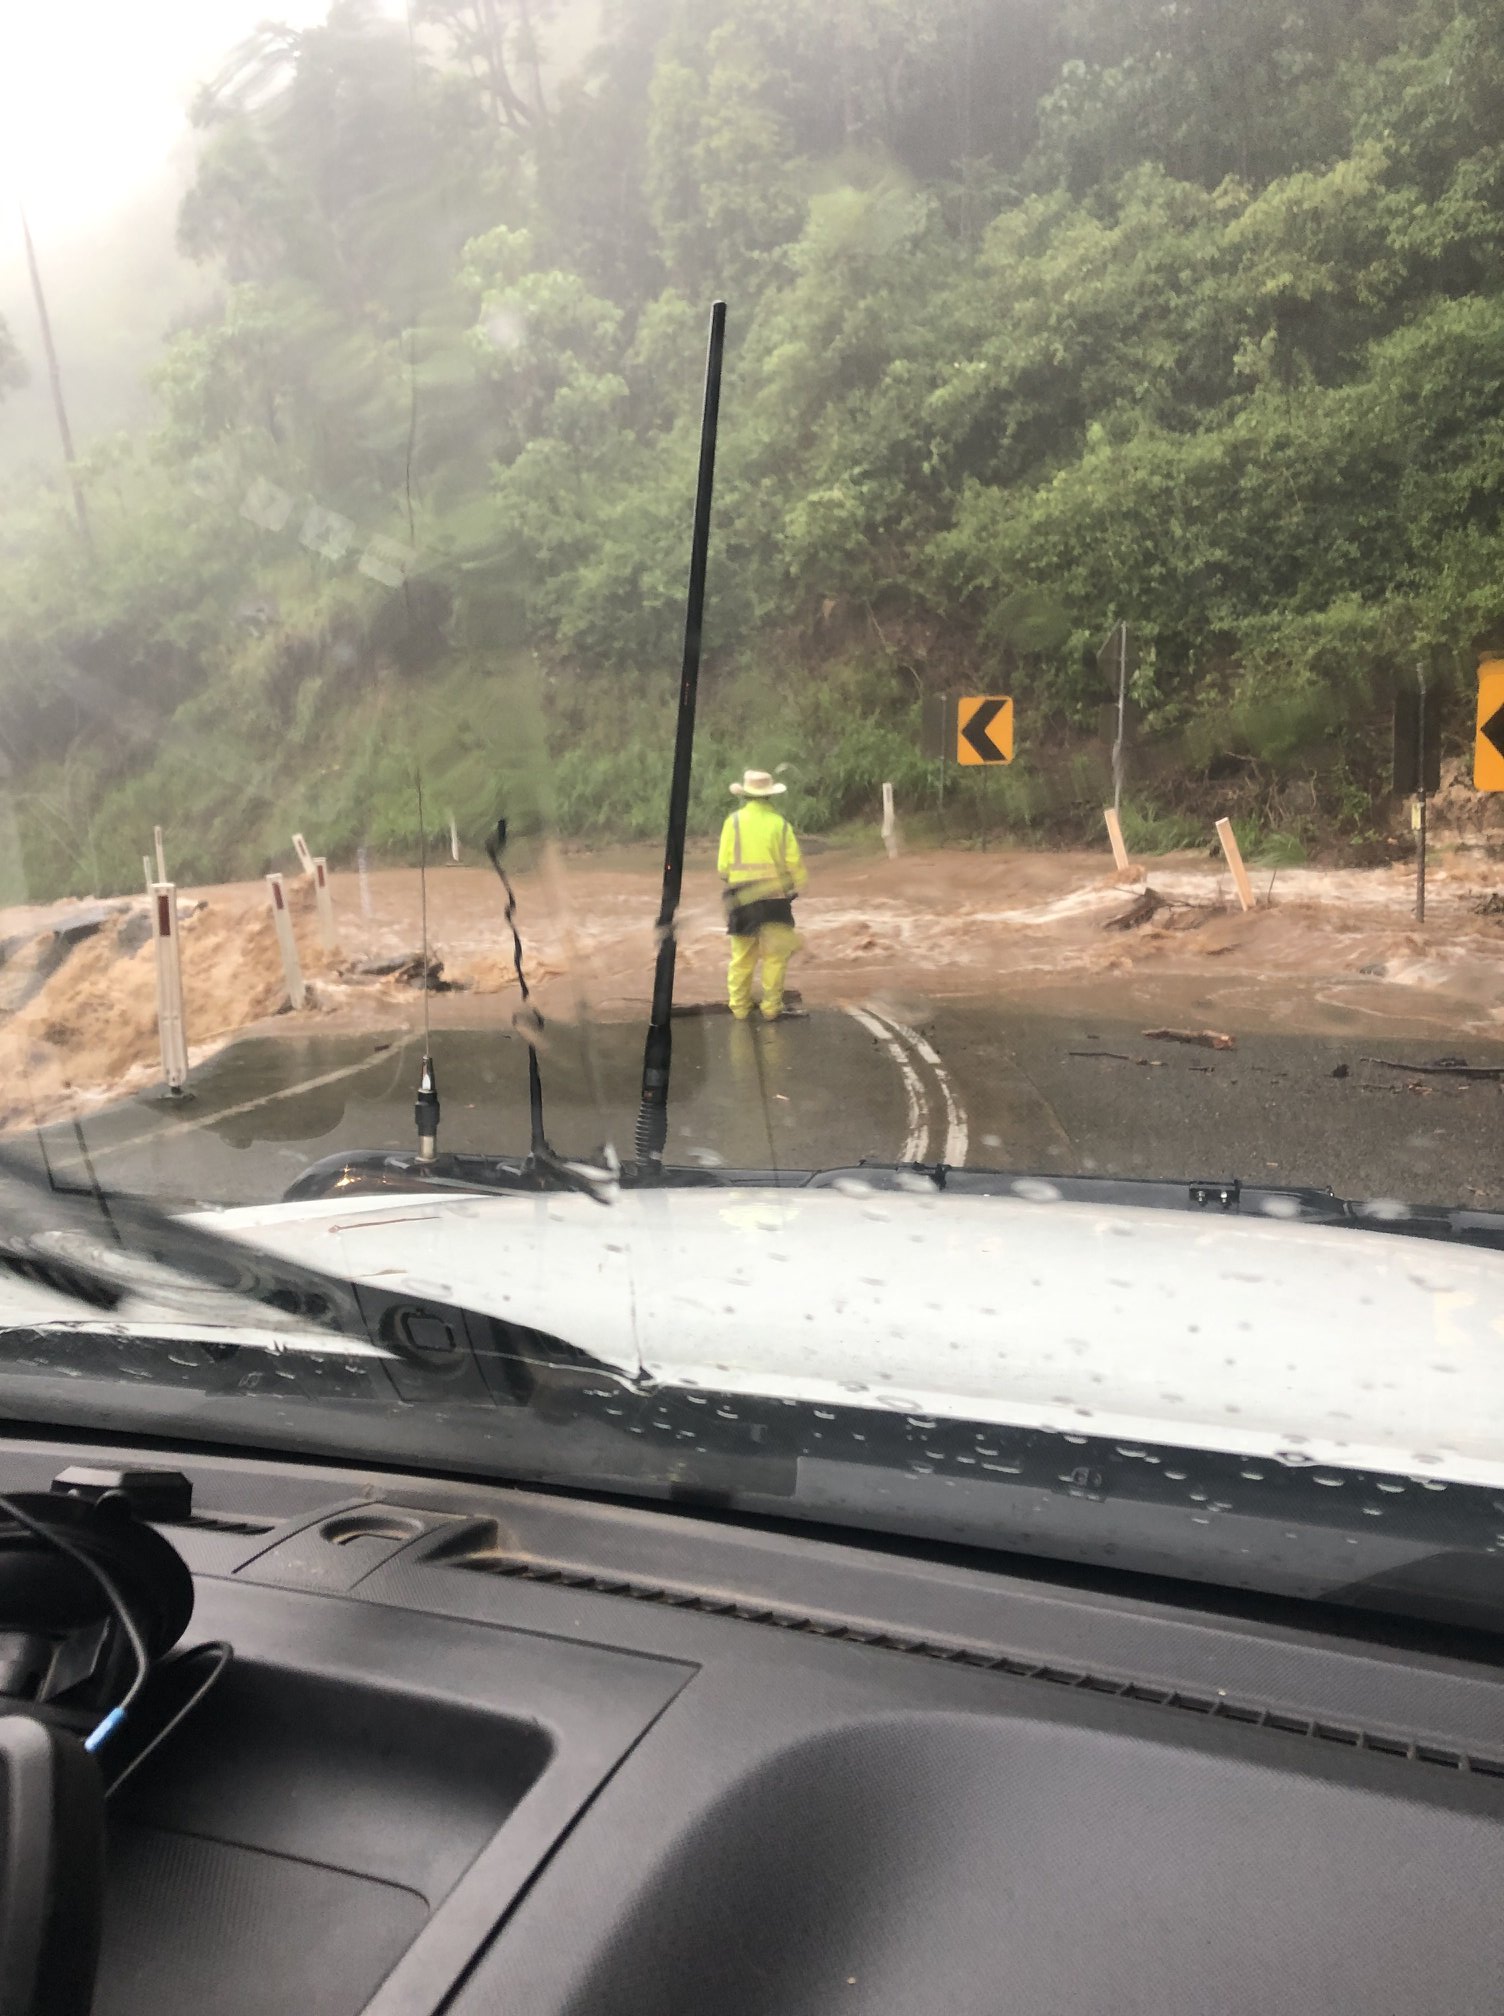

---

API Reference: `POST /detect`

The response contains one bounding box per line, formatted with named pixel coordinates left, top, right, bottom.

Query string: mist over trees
left=3, top=0, right=1503, bottom=894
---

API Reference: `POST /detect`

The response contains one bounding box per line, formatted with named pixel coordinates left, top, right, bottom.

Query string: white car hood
left=4, top=1185, right=1499, bottom=1490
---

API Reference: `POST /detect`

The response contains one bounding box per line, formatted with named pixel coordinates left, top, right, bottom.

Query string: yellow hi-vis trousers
left=728, top=921, right=799, bottom=1020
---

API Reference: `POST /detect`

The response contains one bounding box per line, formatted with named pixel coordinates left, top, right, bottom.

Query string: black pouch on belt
left=725, top=896, right=796, bottom=936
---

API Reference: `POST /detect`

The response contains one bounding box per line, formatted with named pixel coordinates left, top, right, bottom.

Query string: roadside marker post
left=266, top=873, right=306, bottom=1009
left=1103, top=807, right=1130, bottom=873
left=881, top=781, right=899, bottom=859
left=1215, top=818, right=1255, bottom=912
left=292, top=832, right=315, bottom=878
left=153, top=826, right=166, bottom=884
left=150, top=884, right=190, bottom=1095
left=142, top=855, right=154, bottom=896
left=449, top=816, right=460, bottom=863
left=357, top=844, right=373, bottom=917
left=313, top=857, right=337, bottom=951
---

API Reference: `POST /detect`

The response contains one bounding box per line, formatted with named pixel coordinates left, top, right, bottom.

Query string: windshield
left=4, top=0, right=1504, bottom=1635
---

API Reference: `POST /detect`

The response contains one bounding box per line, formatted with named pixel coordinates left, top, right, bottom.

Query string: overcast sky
left=2, top=1, right=386, bottom=243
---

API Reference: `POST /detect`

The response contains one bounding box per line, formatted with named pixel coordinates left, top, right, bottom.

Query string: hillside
left=2, top=0, right=1503, bottom=901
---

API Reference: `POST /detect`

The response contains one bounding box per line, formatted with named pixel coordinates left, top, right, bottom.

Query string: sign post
left=1415, top=664, right=1428, bottom=923
left=150, top=884, right=189, bottom=1095
left=313, top=857, right=337, bottom=951
left=957, top=695, right=1014, bottom=853
left=1396, top=669, right=1442, bottom=922
left=292, top=832, right=315, bottom=878
left=266, top=873, right=306, bottom=1009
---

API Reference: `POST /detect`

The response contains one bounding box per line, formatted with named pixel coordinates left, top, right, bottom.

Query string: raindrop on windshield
left=1261, top=1196, right=1302, bottom=1220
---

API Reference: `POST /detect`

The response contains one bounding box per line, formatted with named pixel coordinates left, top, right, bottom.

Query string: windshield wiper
left=279, top=1150, right=1504, bottom=1250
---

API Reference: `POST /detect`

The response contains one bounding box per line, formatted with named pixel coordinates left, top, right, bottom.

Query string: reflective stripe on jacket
left=717, top=802, right=808, bottom=903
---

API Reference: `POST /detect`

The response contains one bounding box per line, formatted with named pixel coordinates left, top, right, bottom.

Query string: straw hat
left=729, top=768, right=786, bottom=798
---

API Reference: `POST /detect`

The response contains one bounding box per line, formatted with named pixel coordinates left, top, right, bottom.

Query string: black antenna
left=484, top=818, right=548, bottom=1161
left=634, top=299, right=727, bottom=1170
left=413, top=769, right=440, bottom=1162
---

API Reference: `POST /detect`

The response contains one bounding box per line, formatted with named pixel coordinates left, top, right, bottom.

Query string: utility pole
left=20, top=211, right=92, bottom=550
left=1113, top=621, right=1128, bottom=818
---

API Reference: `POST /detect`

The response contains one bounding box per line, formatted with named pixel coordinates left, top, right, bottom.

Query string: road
left=21, top=999, right=1504, bottom=1212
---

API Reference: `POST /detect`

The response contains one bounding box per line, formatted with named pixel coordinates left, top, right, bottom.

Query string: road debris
left=1143, top=1027, right=1237, bottom=1050
left=1362, top=1056, right=1504, bottom=1080
left=1103, top=889, right=1165, bottom=930
left=347, top=952, right=461, bottom=991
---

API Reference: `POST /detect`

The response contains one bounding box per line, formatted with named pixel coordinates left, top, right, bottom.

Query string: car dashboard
left=4, top=1433, right=1503, bottom=2016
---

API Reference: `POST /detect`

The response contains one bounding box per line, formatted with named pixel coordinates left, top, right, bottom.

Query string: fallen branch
left=1362, top=1056, right=1504, bottom=1080
left=1103, top=889, right=1165, bottom=930
left=1143, top=1027, right=1236, bottom=1050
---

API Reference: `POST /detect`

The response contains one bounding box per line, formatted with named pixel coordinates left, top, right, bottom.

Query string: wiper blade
left=281, top=1152, right=1504, bottom=1250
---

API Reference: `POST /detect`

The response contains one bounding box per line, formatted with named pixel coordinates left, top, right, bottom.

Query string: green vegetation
left=4, top=0, right=1504, bottom=896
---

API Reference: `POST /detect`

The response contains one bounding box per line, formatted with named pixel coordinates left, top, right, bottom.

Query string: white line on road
left=868, top=1009, right=970, bottom=1168
left=844, top=1007, right=929, bottom=1163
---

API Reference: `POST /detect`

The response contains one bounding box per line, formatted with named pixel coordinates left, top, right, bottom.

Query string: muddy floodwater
left=3, top=842, right=1503, bottom=1143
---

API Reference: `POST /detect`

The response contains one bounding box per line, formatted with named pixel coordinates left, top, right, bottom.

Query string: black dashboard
left=4, top=1433, right=1503, bottom=2015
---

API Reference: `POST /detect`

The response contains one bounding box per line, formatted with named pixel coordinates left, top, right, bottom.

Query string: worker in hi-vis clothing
left=718, top=768, right=808, bottom=1022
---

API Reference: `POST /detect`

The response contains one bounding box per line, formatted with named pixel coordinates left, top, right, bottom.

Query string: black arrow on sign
left=1483, top=699, right=1504, bottom=766
left=961, top=698, right=1008, bottom=763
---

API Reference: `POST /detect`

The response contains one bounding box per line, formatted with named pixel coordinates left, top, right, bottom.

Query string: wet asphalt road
left=22, top=1002, right=1504, bottom=1212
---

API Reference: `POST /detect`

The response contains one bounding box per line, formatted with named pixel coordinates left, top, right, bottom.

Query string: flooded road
left=19, top=1003, right=1504, bottom=1213
left=5, top=840, right=1503, bottom=1209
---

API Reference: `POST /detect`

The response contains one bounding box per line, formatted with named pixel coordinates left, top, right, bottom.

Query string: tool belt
left=724, top=894, right=796, bottom=937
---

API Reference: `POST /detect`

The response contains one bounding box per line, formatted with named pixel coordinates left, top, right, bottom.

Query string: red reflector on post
left=156, top=893, right=171, bottom=935
left=273, top=881, right=285, bottom=910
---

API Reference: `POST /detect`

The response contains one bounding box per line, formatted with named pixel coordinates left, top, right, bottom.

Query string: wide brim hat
left=730, top=769, right=786, bottom=797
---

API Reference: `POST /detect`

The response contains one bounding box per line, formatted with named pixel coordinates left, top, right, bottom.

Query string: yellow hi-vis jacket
left=717, top=801, right=808, bottom=906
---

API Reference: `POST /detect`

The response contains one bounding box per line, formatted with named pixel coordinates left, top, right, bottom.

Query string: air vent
left=456, top=1555, right=1504, bottom=1781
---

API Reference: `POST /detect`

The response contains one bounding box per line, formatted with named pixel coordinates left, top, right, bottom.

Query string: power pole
left=1114, top=620, right=1128, bottom=818
left=20, top=211, right=92, bottom=550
